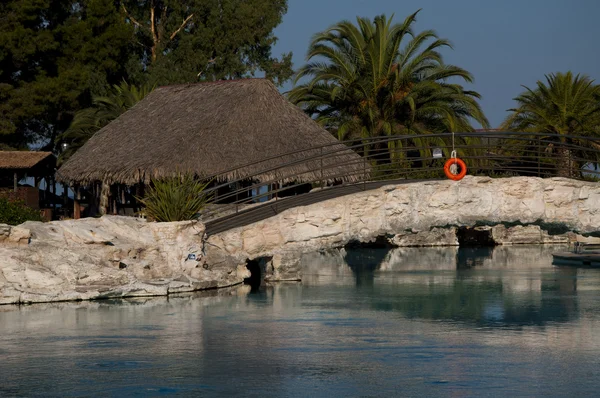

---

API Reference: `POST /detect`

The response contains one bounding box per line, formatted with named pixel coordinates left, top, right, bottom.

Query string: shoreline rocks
left=2, top=176, right=600, bottom=305
left=213, top=176, right=600, bottom=258
left=0, top=216, right=250, bottom=305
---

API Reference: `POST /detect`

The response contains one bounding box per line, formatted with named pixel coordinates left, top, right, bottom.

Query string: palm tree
left=288, top=11, right=489, bottom=169
left=502, top=72, right=600, bottom=177
left=58, top=81, right=154, bottom=164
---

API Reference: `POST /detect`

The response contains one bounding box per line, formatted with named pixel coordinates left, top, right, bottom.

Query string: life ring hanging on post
left=444, top=156, right=467, bottom=181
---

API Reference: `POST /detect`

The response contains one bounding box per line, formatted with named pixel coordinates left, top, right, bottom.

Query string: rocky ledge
left=2, top=176, right=600, bottom=305
left=208, top=176, right=600, bottom=269
left=0, top=216, right=249, bottom=305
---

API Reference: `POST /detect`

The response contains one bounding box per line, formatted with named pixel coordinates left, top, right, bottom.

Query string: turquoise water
left=1, top=245, right=600, bottom=397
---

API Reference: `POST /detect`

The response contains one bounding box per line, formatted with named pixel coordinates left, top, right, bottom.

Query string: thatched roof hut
left=0, top=151, right=55, bottom=171
left=0, top=151, right=56, bottom=187
left=57, top=79, right=367, bottom=186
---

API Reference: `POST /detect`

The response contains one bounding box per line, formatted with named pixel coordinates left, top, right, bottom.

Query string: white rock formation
left=490, top=225, right=570, bottom=245
left=0, top=216, right=249, bottom=305
left=2, top=176, right=600, bottom=305
left=388, top=227, right=459, bottom=247
left=209, top=176, right=600, bottom=264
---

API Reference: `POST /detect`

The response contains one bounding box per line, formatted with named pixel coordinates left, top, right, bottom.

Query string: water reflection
left=2, top=246, right=600, bottom=397
left=301, top=245, right=580, bottom=327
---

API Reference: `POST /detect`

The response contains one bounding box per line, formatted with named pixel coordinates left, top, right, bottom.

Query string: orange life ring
left=444, top=157, right=467, bottom=181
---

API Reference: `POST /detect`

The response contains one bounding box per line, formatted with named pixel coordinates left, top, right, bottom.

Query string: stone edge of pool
left=2, top=176, right=600, bottom=305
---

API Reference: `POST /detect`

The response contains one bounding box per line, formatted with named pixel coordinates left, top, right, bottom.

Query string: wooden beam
left=50, top=177, right=55, bottom=212
left=73, top=185, right=81, bottom=220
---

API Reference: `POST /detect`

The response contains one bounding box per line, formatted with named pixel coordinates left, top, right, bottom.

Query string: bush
left=138, top=174, right=211, bottom=222
left=0, top=198, right=43, bottom=225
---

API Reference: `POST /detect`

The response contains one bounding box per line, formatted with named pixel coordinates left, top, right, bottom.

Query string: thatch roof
left=0, top=151, right=55, bottom=170
left=57, top=79, right=368, bottom=185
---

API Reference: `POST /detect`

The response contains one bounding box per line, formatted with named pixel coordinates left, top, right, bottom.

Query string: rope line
left=451, top=131, right=456, bottom=160
left=450, top=131, right=458, bottom=174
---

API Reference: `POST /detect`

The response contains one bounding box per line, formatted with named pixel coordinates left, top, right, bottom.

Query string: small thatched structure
left=0, top=151, right=55, bottom=171
left=0, top=151, right=56, bottom=189
left=0, top=151, right=57, bottom=211
left=57, top=79, right=367, bottom=186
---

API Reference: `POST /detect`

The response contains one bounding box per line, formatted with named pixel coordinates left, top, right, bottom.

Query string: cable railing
left=199, top=132, right=600, bottom=226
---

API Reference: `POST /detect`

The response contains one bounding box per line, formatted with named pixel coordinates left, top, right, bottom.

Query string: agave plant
left=137, top=174, right=212, bottom=222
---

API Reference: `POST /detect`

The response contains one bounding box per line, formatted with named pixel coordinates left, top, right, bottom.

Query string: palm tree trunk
left=556, top=146, right=574, bottom=178
left=99, top=180, right=110, bottom=215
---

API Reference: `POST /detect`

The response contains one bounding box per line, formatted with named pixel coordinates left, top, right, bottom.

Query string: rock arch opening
left=244, top=257, right=271, bottom=292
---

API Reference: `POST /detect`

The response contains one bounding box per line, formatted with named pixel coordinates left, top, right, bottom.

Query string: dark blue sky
left=272, top=0, right=600, bottom=127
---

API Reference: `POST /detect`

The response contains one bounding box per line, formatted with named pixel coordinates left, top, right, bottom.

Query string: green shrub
left=138, top=174, right=211, bottom=222
left=0, top=198, right=42, bottom=225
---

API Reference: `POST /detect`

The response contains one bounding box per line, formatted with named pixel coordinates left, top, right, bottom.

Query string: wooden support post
left=135, top=183, right=144, bottom=215
left=99, top=179, right=109, bottom=215
left=62, top=183, right=68, bottom=208
left=47, top=177, right=53, bottom=209
left=13, top=172, right=18, bottom=192
left=44, top=176, right=50, bottom=203
left=74, top=185, right=81, bottom=219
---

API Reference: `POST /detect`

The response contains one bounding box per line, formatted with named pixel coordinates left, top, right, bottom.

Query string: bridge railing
left=200, top=132, right=600, bottom=222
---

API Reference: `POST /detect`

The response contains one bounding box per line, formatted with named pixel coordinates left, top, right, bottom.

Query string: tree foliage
left=58, top=81, right=154, bottom=164
left=501, top=72, right=600, bottom=177
left=288, top=10, right=489, bottom=151
left=0, top=198, right=43, bottom=225
left=121, top=0, right=293, bottom=85
left=0, top=0, right=293, bottom=149
left=0, top=0, right=140, bottom=149
left=502, top=72, right=600, bottom=137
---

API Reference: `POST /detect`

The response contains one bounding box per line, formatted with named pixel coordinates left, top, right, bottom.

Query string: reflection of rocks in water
left=456, top=244, right=567, bottom=270
left=555, top=266, right=578, bottom=294
left=300, top=247, right=462, bottom=288
left=344, top=248, right=390, bottom=287
left=379, top=247, right=459, bottom=271
left=0, top=284, right=252, bottom=314
left=374, top=247, right=459, bottom=287
left=457, top=245, right=570, bottom=295
left=301, top=248, right=390, bottom=288
left=480, top=245, right=568, bottom=269
left=300, top=250, right=356, bottom=286
left=457, top=247, right=494, bottom=268
left=298, top=245, right=580, bottom=328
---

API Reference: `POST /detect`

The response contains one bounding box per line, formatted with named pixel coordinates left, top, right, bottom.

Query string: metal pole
left=487, top=137, right=490, bottom=175
left=363, top=154, right=366, bottom=191
left=538, top=138, right=541, bottom=177
left=74, top=185, right=81, bottom=219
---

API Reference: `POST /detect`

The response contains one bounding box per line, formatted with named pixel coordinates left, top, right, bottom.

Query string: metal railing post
left=487, top=136, right=490, bottom=175
left=538, top=138, right=541, bottom=177
left=363, top=151, right=366, bottom=191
